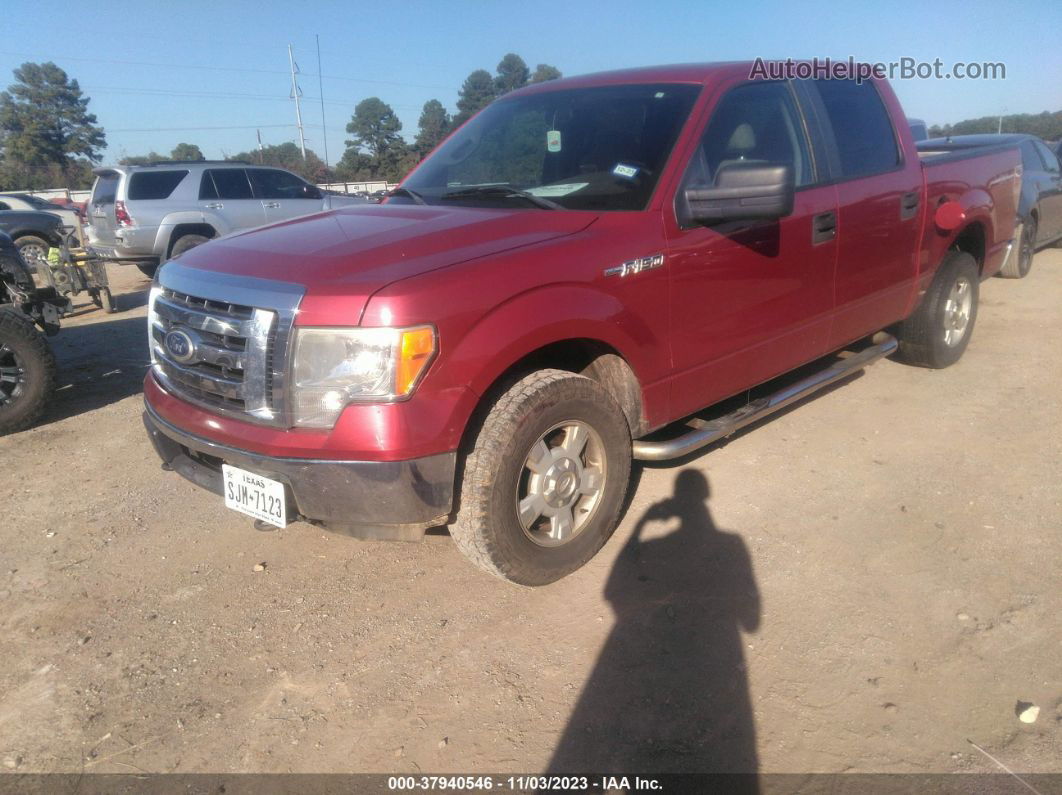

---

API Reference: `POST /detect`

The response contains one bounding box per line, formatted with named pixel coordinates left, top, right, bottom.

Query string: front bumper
left=143, top=403, right=456, bottom=540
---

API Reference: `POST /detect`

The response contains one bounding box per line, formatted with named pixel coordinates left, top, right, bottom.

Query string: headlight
left=291, top=326, right=436, bottom=428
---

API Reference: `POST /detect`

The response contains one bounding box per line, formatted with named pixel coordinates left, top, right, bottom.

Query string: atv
left=0, top=230, right=70, bottom=434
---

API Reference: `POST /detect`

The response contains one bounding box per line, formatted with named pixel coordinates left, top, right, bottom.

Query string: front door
left=665, top=79, right=838, bottom=420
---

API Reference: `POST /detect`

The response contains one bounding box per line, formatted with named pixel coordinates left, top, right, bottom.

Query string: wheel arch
left=165, top=223, right=218, bottom=258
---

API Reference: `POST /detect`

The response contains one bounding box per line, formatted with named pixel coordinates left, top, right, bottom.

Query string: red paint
left=148, top=62, right=1020, bottom=463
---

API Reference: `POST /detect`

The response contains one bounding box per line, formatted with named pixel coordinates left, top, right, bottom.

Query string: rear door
left=248, top=168, right=324, bottom=224
left=1031, top=140, right=1062, bottom=241
left=664, top=79, right=839, bottom=419
left=88, top=170, right=122, bottom=245
left=805, top=77, right=923, bottom=348
left=199, top=169, right=264, bottom=231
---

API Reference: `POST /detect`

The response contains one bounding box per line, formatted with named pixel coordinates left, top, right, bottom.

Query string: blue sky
left=3, top=0, right=1060, bottom=163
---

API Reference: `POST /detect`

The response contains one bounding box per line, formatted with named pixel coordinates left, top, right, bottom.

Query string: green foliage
left=531, top=64, right=562, bottom=83
left=228, top=141, right=332, bottom=182
left=494, top=54, right=530, bottom=95
left=337, top=97, right=414, bottom=183
left=0, top=61, right=106, bottom=189
left=928, top=110, right=1062, bottom=139
left=118, top=151, right=167, bottom=166
left=346, top=97, right=403, bottom=159
left=454, top=70, right=496, bottom=127
left=170, top=142, right=204, bottom=161
left=415, top=99, right=451, bottom=157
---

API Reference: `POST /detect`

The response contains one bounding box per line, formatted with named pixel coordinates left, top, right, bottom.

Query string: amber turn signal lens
left=396, top=326, right=436, bottom=395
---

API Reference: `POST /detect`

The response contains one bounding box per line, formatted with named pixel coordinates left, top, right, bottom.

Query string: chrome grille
left=150, top=263, right=305, bottom=426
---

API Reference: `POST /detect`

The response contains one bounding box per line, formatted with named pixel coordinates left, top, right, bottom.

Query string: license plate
left=222, top=464, right=287, bottom=528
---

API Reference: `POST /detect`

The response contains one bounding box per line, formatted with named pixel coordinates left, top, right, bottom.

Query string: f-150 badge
left=604, top=253, right=665, bottom=278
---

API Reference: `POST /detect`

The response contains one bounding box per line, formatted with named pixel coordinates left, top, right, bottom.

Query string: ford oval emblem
left=164, top=329, right=196, bottom=363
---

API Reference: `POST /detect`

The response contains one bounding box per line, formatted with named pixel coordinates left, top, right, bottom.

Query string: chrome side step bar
left=632, top=334, right=899, bottom=461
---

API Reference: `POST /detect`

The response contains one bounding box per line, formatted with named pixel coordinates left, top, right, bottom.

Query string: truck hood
left=173, top=204, right=597, bottom=319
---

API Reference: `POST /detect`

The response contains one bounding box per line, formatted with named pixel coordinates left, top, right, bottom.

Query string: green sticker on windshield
left=546, top=130, right=562, bottom=153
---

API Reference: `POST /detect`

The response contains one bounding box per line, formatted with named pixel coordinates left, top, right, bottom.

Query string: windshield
left=401, top=83, right=700, bottom=211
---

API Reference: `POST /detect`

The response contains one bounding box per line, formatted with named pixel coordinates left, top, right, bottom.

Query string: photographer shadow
left=547, top=469, right=761, bottom=781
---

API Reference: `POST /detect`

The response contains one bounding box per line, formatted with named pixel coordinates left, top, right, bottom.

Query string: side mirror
left=684, top=163, right=794, bottom=224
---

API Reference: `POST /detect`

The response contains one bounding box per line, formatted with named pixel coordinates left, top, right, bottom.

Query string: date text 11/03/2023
left=387, top=776, right=663, bottom=791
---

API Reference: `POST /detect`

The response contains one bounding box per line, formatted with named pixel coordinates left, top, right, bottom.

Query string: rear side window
left=814, top=79, right=900, bottom=178
left=200, top=169, right=253, bottom=200
left=92, top=174, right=120, bottom=205
left=0, top=201, right=10, bottom=211
left=127, top=170, right=188, bottom=200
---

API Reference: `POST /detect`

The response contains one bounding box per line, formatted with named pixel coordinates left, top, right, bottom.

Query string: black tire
left=136, top=264, right=158, bottom=279
left=451, top=369, right=633, bottom=586
left=0, top=308, right=57, bottom=435
left=14, top=235, right=50, bottom=271
left=999, top=217, right=1035, bottom=279
left=895, top=251, right=979, bottom=369
left=99, top=286, right=117, bottom=314
left=169, top=234, right=210, bottom=260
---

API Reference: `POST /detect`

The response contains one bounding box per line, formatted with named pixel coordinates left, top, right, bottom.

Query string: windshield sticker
left=526, top=183, right=589, bottom=197
left=546, top=130, right=562, bottom=153
left=613, top=163, right=639, bottom=180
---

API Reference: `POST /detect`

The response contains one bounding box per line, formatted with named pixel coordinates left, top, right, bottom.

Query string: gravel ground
left=0, top=252, right=1059, bottom=777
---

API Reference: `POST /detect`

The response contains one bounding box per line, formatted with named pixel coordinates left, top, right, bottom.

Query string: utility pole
left=288, top=44, right=307, bottom=159
left=316, top=34, right=329, bottom=168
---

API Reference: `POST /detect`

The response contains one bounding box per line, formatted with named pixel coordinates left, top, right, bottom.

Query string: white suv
left=87, top=161, right=364, bottom=276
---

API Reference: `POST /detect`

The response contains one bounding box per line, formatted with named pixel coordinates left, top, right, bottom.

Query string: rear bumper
left=143, top=402, right=456, bottom=540
left=88, top=243, right=159, bottom=265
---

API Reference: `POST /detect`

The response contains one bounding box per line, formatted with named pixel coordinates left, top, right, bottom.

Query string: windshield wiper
left=440, top=186, right=562, bottom=210
left=388, top=187, right=427, bottom=205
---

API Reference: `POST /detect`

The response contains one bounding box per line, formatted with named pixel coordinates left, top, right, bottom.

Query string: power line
left=0, top=50, right=453, bottom=90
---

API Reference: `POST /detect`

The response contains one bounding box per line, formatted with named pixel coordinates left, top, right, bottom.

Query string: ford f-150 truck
left=142, top=63, right=1021, bottom=585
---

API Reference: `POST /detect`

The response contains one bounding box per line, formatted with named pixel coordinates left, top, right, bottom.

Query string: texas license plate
left=222, top=464, right=287, bottom=528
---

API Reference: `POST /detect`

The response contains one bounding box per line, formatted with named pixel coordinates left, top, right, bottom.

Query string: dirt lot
left=0, top=253, right=1059, bottom=777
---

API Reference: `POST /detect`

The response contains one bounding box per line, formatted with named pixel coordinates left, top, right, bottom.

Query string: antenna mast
left=288, top=44, right=307, bottom=159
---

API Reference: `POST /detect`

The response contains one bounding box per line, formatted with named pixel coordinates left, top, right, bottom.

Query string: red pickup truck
left=143, top=63, right=1021, bottom=585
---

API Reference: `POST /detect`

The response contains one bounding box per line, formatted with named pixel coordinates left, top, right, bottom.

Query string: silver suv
left=87, top=161, right=363, bottom=276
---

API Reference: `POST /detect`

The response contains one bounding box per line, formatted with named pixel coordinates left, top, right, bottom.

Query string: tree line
left=8, top=56, right=1057, bottom=194
left=0, top=53, right=560, bottom=190
left=928, top=111, right=1062, bottom=140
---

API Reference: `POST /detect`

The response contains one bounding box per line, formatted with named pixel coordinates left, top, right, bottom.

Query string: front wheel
left=895, top=251, right=979, bottom=369
left=0, top=308, right=57, bottom=435
left=450, top=369, right=633, bottom=586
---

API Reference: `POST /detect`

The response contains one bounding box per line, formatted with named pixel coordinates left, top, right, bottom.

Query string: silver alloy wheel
left=942, top=275, right=973, bottom=347
left=0, top=342, right=26, bottom=405
left=516, top=420, right=607, bottom=547
left=17, top=242, right=47, bottom=266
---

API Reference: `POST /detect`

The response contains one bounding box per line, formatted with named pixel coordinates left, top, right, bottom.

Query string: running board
left=631, top=334, right=899, bottom=462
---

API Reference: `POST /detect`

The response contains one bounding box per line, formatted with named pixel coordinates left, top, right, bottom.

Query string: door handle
left=263, top=201, right=281, bottom=209
left=812, top=211, right=837, bottom=244
left=900, top=191, right=920, bottom=220
left=205, top=202, right=223, bottom=209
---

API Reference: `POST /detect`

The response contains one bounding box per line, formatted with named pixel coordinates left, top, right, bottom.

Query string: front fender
left=443, top=282, right=664, bottom=412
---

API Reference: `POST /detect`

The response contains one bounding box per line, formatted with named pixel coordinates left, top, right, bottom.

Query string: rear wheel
left=999, top=217, right=1036, bottom=279
left=0, top=308, right=57, bottom=435
left=451, top=369, right=632, bottom=586
left=895, top=251, right=979, bottom=369
left=136, top=264, right=158, bottom=279
left=169, top=234, right=210, bottom=260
